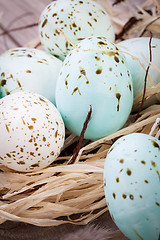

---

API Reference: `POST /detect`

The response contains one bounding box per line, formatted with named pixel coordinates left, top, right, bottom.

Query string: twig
left=135, top=32, right=153, bottom=120
left=0, top=23, right=38, bottom=36
left=68, top=105, right=92, bottom=165
left=112, top=0, right=125, bottom=6
left=139, top=16, right=160, bottom=37
left=115, top=17, right=142, bottom=40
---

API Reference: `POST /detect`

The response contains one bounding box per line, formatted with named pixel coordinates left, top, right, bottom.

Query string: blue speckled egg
left=104, top=133, right=160, bottom=240
left=55, top=36, right=133, bottom=140
left=0, top=47, right=62, bottom=104
left=39, top=0, right=115, bottom=60
left=117, top=37, right=160, bottom=109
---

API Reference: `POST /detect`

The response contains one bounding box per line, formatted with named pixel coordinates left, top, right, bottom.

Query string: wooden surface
left=0, top=0, right=50, bottom=54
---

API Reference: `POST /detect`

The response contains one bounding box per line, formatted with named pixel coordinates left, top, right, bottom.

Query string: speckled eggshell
left=104, top=133, right=160, bottom=240
left=0, top=47, right=62, bottom=104
left=0, top=91, right=65, bottom=172
left=55, top=36, right=133, bottom=141
left=117, top=37, right=160, bottom=109
left=39, top=0, right=115, bottom=60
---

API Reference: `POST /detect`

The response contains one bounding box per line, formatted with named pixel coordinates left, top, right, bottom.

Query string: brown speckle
left=5, top=124, right=10, bottom=133
left=17, top=80, right=22, bottom=87
left=112, top=193, right=116, bottom=199
left=42, top=19, right=48, bottom=28
left=98, top=41, right=107, bottom=45
left=55, top=130, right=58, bottom=138
left=129, top=194, right=134, bottom=200
left=1, top=72, right=5, bottom=77
left=27, top=54, right=32, bottom=57
left=28, top=126, right=33, bottom=130
left=30, top=152, right=35, bottom=156
left=6, top=153, right=11, bottom=158
left=119, top=158, right=124, bottom=164
left=39, top=97, right=46, bottom=102
left=50, top=151, right=55, bottom=156
left=96, top=68, right=102, bottom=74
left=129, top=83, right=132, bottom=92
left=116, top=177, right=119, bottom=183
left=17, top=161, right=25, bottom=165
left=151, top=140, right=159, bottom=149
left=1, top=79, right=7, bottom=86
left=151, top=160, right=156, bottom=167
left=26, top=70, right=32, bottom=73
left=87, top=22, right=92, bottom=27
left=72, top=87, right=81, bottom=95
left=126, top=168, right=132, bottom=176
left=80, top=69, right=86, bottom=75
left=43, top=136, right=46, bottom=142
left=72, top=22, right=77, bottom=28
left=116, top=93, right=121, bottom=111
left=30, top=162, right=40, bottom=168
left=122, top=194, right=127, bottom=199
left=114, top=56, right=119, bottom=63
left=141, top=160, right=146, bottom=164
left=31, top=118, right=37, bottom=122
left=95, top=56, right=100, bottom=61
left=144, top=180, right=149, bottom=184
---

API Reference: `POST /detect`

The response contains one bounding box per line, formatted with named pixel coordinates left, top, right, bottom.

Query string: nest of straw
left=0, top=0, right=160, bottom=227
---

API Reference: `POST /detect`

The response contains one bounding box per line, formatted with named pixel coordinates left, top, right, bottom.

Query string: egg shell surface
left=39, top=0, right=115, bottom=60
left=0, top=91, right=65, bottom=172
left=0, top=47, right=62, bottom=104
left=104, top=133, right=160, bottom=240
left=56, top=36, right=133, bottom=140
left=117, top=37, right=160, bottom=108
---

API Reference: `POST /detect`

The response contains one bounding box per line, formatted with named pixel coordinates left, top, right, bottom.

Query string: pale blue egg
left=117, top=37, right=160, bottom=108
left=0, top=47, right=62, bottom=104
left=39, top=0, right=115, bottom=60
left=56, top=36, right=133, bottom=140
left=104, top=133, right=160, bottom=240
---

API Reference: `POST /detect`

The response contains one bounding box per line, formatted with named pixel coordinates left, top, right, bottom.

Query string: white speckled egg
left=0, top=47, right=62, bottom=104
left=55, top=36, right=133, bottom=140
left=104, top=133, right=160, bottom=240
left=117, top=37, right=160, bottom=109
left=0, top=91, right=65, bottom=172
left=39, top=0, right=115, bottom=60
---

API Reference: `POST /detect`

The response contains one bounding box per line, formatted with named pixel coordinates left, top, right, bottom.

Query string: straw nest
left=0, top=0, right=160, bottom=226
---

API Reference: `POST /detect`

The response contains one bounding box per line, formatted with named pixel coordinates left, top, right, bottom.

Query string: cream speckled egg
left=56, top=36, right=133, bottom=140
left=104, top=133, right=160, bottom=240
left=39, top=0, right=115, bottom=60
left=0, top=91, right=65, bottom=172
left=0, top=47, right=62, bottom=104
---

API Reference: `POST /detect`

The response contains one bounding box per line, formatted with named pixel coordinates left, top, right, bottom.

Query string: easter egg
left=0, top=47, right=62, bottom=104
left=39, top=0, right=115, bottom=60
left=0, top=91, right=65, bottom=172
left=56, top=36, right=133, bottom=140
left=104, top=133, right=160, bottom=240
left=117, top=37, right=160, bottom=109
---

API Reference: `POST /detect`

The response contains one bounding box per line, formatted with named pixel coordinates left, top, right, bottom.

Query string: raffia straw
left=0, top=104, right=160, bottom=226
left=0, top=0, right=160, bottom=227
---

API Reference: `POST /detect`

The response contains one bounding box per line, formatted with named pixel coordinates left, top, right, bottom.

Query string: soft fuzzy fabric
left=62, top=224, right=128, bottom=240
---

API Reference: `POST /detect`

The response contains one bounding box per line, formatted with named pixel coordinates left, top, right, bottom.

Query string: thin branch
left=0, top=23, right=38, bottom=36
left=115, top=17, right=142, bottom=40
left=68, top=105, right=92, bottom=165
left=135, top=32, right=153, bottom=120
left=112, top=0, right=125, bottom=6
left=139, top=16, right=160, bottom=37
